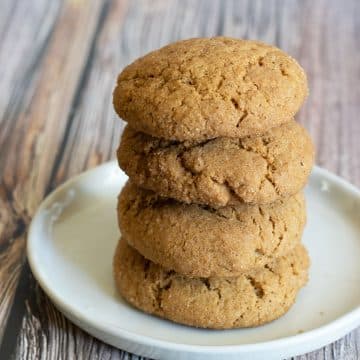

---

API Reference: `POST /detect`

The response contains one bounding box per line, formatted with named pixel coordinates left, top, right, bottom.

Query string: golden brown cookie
left=114, top=240, right=309, bottom=329
left=118, top=182, right=306, bottom=277
left=113, top=37, right=308, bottom=141
left=118, top=120, right=314, bottom=207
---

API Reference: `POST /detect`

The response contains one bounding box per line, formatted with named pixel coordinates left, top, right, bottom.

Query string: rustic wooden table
left=0, top=0, right=359, bottom=359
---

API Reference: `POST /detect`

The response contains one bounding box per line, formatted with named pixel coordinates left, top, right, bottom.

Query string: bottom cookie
left=113, top=240, right=309, bottom=329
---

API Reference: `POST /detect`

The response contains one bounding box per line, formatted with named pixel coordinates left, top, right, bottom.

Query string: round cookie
left=118, top=182, right=306, bottom=278
left=113, top=37, right=308, bottom=141
left=114, top=240, right=309, bottom=329
left=118, top=120, right=314, bottom=207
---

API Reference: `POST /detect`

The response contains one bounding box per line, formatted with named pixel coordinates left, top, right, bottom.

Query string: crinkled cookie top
left=113, top=37, right=308, bottom=140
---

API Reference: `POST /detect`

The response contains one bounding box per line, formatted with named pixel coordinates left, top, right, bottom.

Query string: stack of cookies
left=112, top=37, right=315, bottom=329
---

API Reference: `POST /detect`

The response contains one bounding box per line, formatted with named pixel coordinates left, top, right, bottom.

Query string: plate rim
left=27, top=161, right=360, bottom=356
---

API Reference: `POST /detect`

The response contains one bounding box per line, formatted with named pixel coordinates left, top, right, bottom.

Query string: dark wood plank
left=0, top=0, right=359, bottom=359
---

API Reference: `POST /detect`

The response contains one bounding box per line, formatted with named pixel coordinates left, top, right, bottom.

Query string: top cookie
left=113, top=37, right=308, bottom=141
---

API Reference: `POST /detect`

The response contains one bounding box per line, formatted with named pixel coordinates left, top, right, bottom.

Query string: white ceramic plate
left=27, top=161, right=360, bottom=360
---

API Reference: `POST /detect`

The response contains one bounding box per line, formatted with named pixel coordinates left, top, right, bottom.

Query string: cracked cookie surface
left=114, top=240, right=309, bottom=329
left=118, top=182, right=306, bottom=277
left=113, top=37, right=308, bottom=141
left=118, top=120, right=314, bottom=207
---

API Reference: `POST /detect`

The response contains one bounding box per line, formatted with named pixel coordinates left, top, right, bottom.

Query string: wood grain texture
left=0, top=0, right=61, bottom=343
left=0, top=0, right=359, bottom=359
left=0, top=0, right=109, bottom=354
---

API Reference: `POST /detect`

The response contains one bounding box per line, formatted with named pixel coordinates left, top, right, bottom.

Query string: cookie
left=118, top=120, right=314, bottom=207
left=114, top=240, right=309, bottom=329
left=113, top=37, right=308, bottom=141
left=118, top=182, right=306, bottom=277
